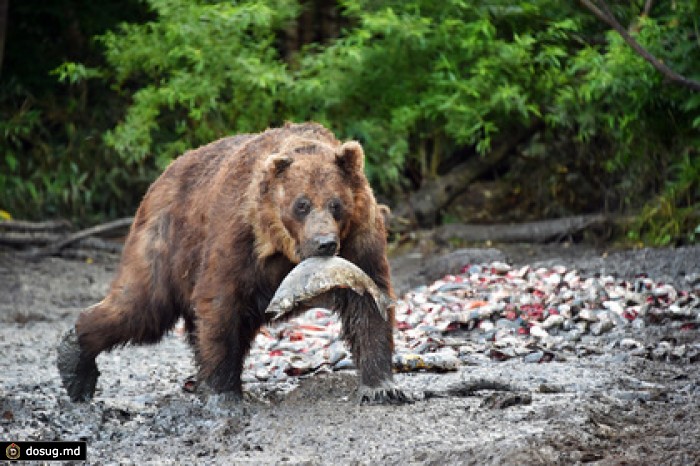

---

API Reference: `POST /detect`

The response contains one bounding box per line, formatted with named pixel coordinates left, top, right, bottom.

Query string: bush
left=2, top=0, right=698, bottom=243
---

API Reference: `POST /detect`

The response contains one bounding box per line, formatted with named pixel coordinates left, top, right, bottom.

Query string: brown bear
left=58, top=122, right=408, bottom=405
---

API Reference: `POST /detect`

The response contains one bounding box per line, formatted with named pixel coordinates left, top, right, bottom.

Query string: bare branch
left=580, top=0, right=700, bottom=92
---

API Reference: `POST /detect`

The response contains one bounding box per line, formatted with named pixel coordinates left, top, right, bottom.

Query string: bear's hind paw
left=56, top=327, right=99, bottom=402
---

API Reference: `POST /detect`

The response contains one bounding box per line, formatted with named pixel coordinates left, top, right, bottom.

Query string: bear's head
left=251, top=139, right=375, bottom=264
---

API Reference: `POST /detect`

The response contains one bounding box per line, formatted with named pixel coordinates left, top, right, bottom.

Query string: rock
left=562, top=318, right=576, bottom=331
left=590, top=320, right=614, bottom=336
left=496, top=318, right=520, bottom=330
left=685, top=272, right=700, bottom=287
left=577, top=309, right=598, bottom=322
left=632, top=318, right=646, bottom=330
left=620, top=338, right=643, bottom=351
left=523, top=351, right=545, bottom=363
left=334, top=358, right=355, bottom=370
left=671, top=345, right=687, bottom=359
left=558, top=303, right=573, bottom=318
left=530, top=326, right=549, bottom=339
left=545, top=273, right=562, bottom=286
left=602, top=300, right=624, bottom=316
left=491, top=262, right=512, bottom=274
left=652, top=342, right=673, bottom=360
left=542, top=314, right=565, bottom=329
left=563, top=329, right=583, bottom=342
left=652, top=284, right=676, bottom=299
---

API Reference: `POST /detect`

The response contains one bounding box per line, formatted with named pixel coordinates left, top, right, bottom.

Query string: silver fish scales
left=265, top=256, right=392, bottom=321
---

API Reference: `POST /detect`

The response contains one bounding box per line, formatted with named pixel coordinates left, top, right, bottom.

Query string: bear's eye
left=327, top=198, right=344, bottom=220
left=293, top=196, right=312, bottom=218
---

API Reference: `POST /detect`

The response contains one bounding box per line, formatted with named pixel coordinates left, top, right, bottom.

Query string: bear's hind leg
left=58, top=285, right=181, bottom=402
left=57, top=319, right=99, bottom=402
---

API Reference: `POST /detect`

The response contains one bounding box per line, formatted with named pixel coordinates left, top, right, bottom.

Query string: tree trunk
left=433, top=214, right=612, bottom=244
left=0, top=0, right=8, bottom=75
left=390, top=122, right=542, bottom=232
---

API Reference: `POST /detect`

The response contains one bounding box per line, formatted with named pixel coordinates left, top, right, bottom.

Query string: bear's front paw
left=56, top=327, right=99, bottom=402
left=358, top=383, right=412, bottom=405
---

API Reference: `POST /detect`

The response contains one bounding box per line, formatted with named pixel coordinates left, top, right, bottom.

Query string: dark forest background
left=1, top=0, right=699, bottom=245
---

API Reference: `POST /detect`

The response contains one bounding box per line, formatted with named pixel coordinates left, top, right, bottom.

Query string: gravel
left=1, top=244, right=699, bottom=465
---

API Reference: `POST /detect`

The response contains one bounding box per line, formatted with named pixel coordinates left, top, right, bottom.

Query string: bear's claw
left=358, top=384, right=413, bottom=405
left=57, top=327, right=99, bottom=402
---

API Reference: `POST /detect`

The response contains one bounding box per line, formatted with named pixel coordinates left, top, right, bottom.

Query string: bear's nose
left=314, top=235, right=338, bottom=256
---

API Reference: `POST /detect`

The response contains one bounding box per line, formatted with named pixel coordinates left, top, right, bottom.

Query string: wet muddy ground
left=1, top=244, right=699, bottom=465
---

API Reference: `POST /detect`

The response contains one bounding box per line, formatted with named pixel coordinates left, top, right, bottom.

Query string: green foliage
left=98, top=0, right=298, bottom=170
left=0, top=86, right=44, bottom=215
left=1, top=0, right=699, bottom=243
left=52, top=62, right=104, bottom=85
left=629, top=151, right=700, bottom=245
left=288, top=0, right=698, bottom=238
left=0, top=0, right=151, bottom=222
left=291, top=1, right=579, bottom=190
left=0, top=80, right=144, bottom=221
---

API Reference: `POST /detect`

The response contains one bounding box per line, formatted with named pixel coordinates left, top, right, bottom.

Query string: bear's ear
left=265, top=153, right=293, bottom=176
left=335, top=141, right=365, bottom=174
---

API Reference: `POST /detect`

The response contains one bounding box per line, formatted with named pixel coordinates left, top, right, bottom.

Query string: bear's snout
left=313, top=234, right=339, bottom=257
left=298, top=209, right=341, bottom=260
left=298, top=232, right=339, bottom=259
left=300, top=233, right=338, bottom=259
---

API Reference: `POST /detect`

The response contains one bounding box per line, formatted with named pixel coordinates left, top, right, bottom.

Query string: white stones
left=558, top=303, right=573, bottom=318
left=590, top=320, right=614, bottom=336
left=529, top=325, right=549, bottom=339
left=685, top=272, right=700, bottom=287
left=578, top=309, right=598, bottom=322
left=652, top=284, right=675, bottom=298
left=619, top=338, right=643, bottom=350
left=669, top=303, right=694, bottom=317
left=671, top=344, right=687, bottom=359
left=544, top=273, right=562, bottom=286
left=541, top=314, right=565, bottom=329
left=491, top=261, right=512, bottom=274
left=511, top=265, right=531, bottom=278
left=602, top=300, right=625, bottom=316
left=479, top=321, right=495, bottom=332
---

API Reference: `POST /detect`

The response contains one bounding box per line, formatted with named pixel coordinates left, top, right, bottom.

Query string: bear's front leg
left=337, top=290, right=411, bottom=405
left=195, top=295, right=261, bottom=401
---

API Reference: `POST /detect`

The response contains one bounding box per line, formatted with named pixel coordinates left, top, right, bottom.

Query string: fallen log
left=0, top=219, right=72, bottom=232
left=0, top=219, right=73, bottom=247
left=2, top=217, right=132, bottom=258
left=433, top=214, right=612, bottom=244
left=25, top=217, right=133, bottom=258
left=0, top=230, right=65, bottom=247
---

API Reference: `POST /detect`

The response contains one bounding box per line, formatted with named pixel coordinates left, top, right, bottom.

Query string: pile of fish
left=234, top=261, right=700, bottom=384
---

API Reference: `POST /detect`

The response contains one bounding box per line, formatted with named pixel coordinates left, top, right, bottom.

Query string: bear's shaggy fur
left=62, top=122, right=407, bottom=404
